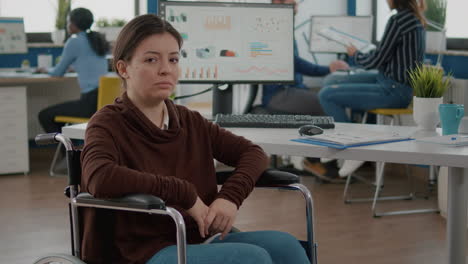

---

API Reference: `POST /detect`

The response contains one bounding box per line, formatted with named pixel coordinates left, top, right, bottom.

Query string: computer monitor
left=159, top=1, right=295, bottom=84
left=0, top=17, right=28, bottom=54
left=309, top=16, right=373, bottom=53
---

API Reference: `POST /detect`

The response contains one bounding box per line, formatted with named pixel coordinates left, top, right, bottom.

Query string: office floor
left=0, top=148, right=450, bottom=264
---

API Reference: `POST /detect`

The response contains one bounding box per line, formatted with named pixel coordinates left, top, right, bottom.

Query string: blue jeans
left=318, top=71, right=412, bottom=122
left=146, top=231, right=310, bottom=264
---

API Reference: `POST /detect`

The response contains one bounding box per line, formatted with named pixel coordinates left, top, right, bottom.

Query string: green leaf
left=408, top=64, right=451, bottom=98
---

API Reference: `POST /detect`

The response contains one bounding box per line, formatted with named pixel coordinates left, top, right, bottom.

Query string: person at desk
left=80, top=14, right=310, bottom=264
left=318, top=0, right=427, bottom=176
left=38, top=7, right=109, bottom=133
left=261, top=0, right=349, bottom=115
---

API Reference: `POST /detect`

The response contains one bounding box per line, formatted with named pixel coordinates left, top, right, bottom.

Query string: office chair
left=245, top=85, right=299, bottom=115
left=49, top=76, right=122, bottom=177
left=34, top=133, right=318, bottom=264
left=343, top=107, right=439, bottom=217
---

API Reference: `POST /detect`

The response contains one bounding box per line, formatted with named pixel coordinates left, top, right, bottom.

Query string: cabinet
left=0, top=87, right=29, bottom=174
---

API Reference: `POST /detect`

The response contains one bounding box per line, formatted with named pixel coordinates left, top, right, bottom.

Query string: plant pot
left=413, top=96, right=443, bottom=131
left=52, top=29, right=66, bottom=45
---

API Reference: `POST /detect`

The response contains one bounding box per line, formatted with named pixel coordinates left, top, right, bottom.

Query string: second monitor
left=159, top=1, right=295, bottom=84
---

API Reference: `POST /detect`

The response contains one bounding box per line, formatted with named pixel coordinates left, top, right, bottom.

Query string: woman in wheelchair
left=80, top=14, right=310, bottom=264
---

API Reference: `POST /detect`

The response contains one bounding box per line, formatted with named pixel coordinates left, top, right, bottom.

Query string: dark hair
left=69, top=7, right=109, bottom=56
left=113, top=14, right=183, bottom=84
left=393, top=0, right=427, bottom=27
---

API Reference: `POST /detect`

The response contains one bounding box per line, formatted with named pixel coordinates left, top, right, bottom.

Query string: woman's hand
left=347, top=44, right=358, bottom=57
left=187, top=196, right=210, bottom=238
left=35, top=67, right=48, bottom=74
left=204, top=198, right=238, bottom=240
left=329, top=60, right=349, bottom=72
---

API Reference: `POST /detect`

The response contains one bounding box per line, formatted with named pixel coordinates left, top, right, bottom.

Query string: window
left=375, top=1, right=393, bottom=42
left=375, top=0, right=467, bottom=41
left=0, top=0, right=56, bottom=32
left=0, top=0, right=136, bottom=33
left=445, top=0, right=466, bottom=38
left=71, top=0, right=136, bottom=30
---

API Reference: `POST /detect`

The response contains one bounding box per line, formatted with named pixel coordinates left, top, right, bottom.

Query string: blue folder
left=291, top=138, right=414, bottom=150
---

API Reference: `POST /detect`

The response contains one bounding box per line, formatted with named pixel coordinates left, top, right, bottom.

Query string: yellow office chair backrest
left=54, top=75, right=122, bottom=124
left=96, top=76, right=122, bottom=110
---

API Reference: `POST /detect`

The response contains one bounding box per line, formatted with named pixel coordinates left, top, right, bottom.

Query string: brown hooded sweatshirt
left=80, top=92, right=269, bottom=263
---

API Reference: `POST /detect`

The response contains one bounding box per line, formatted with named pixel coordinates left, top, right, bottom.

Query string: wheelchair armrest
left=216, top=169, right=300, bottom=187
left=76, top=193, right=166, bottom=210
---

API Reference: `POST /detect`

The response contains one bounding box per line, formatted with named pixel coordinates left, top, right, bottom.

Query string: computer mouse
left=298, top=125, right=324, bottom=136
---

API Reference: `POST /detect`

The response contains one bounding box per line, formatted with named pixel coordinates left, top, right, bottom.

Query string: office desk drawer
left=0, top=86, right=29, bottom=174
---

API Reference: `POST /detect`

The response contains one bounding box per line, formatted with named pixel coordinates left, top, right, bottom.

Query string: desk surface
left=0, top=71, right=77, bottom=85
left=427, top=49, right=468, bottom=57
left=62, top=122, right=468, bottom=169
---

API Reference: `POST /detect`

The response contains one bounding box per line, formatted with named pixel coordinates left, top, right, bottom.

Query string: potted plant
left=52, top=0, right=70, bottom=44
left=96, top=18, right=127, bottom=42
left=425, top=0, right=447, bottom=52
left=409, top=64, right=452, bottom=130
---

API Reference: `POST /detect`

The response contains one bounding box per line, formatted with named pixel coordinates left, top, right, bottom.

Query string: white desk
left=0, top=72, right=79, bottom=137
left=0, top=72, right=79, bottom=174
left=62, top=122, right=468, bottom=264
left=0, top=72, right=77, bottom=84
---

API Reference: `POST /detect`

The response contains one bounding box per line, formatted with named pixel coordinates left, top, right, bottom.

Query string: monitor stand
left=212, top=84, right=232, bottom=116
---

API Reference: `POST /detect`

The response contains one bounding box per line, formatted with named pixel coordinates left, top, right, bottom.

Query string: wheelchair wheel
left=34, top=254, right=86, bottom=264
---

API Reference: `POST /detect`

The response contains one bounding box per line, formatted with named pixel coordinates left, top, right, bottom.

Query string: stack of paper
left=318, top=27, right=376, bottom=53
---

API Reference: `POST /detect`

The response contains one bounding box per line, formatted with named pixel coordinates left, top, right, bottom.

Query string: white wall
left=139, top=0, right=148, bottom=15
left=356, top=0, right=372, bottom=16
left=0, top=0, right=135, bottom=33
left=446, top=0, right=468, bottom=38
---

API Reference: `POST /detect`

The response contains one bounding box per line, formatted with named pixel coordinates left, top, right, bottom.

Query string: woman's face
left=66, top=17, right=79, bottom=34
left=118, top=32, right=180, bottom=104
left=387, top=0, right=395, bottom=9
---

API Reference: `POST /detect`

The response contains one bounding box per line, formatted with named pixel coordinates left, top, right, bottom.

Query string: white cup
left=37, top=54, right=53, bottom=69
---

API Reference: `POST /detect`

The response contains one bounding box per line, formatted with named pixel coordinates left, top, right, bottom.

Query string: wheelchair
left=33, top=133, right=318, bottom=264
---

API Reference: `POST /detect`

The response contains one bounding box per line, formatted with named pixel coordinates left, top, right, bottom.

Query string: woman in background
left=38, top=7, right=109, bottom=133
left=318, top=0, right=427, bottom=176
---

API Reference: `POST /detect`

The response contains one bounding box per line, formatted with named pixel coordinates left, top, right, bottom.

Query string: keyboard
left=214, top=114, right=335, bottom=129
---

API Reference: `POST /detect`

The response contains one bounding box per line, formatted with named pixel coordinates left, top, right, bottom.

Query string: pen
left=451, top=136, right=468, bottom=140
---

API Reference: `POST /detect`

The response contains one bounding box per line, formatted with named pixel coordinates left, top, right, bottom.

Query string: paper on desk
left=318, top=27, right=376, bottom=53
left=416, top=135, right=468, bottom=147
left=292, top=128, right=412, bottom=149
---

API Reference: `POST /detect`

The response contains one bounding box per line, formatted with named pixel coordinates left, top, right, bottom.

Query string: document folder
left=292, top=129, right=413, bottom=149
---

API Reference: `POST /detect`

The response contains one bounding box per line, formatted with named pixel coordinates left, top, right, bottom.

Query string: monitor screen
left=159, top=1, right=295, bottom=84
left=0, top=17, right=27, bottom=54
